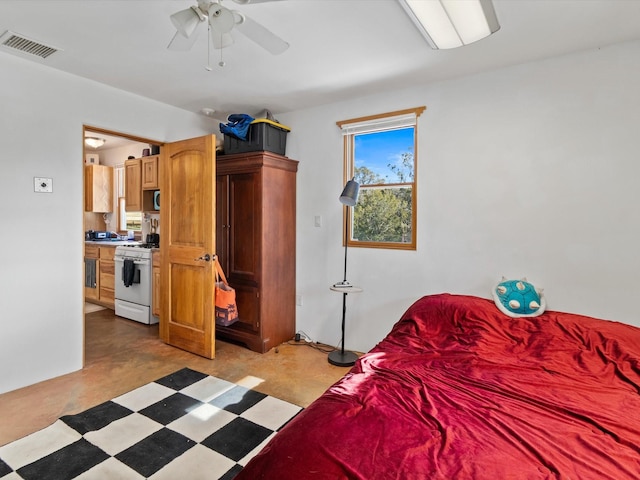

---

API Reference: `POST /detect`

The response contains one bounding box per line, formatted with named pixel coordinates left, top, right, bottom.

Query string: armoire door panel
left=232, top=283, right=260, bottom=333
left=229, top=173, right=260, bottom=281
left=216, top=175, right=229, bottom=271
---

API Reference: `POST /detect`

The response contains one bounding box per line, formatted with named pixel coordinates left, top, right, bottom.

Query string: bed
left=237, top=293, right=640, bottom=479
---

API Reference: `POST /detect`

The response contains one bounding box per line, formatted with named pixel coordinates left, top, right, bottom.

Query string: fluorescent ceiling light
left=398, top=0, right=500, bottom=49
left=85, top=137, right=106, bottom=149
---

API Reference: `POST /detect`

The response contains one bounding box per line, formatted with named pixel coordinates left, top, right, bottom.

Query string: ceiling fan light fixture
left=171, top=6, right=206, bottom=38
left=398, top=0, right=500, bottom=49
left=85, top=137, right=106, bottom=149
left=167, top=0, right=289, bottom=56
left=211, top=31, right=234, bottom=50
left=209, top=6, right=237, bottom=34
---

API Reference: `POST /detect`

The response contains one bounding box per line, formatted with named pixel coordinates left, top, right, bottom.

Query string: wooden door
left=159, top=135, right=217, bottom=358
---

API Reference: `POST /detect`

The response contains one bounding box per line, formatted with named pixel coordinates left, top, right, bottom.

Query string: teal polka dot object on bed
left=492, top=278, right=546, bottom=317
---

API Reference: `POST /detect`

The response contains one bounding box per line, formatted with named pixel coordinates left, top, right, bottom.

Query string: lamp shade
left=171, top=7, right=203, bottom=38
left=208, top=6, right=236, bottom=35
left=339, top=179, right=360, bottom=207
left=211, top=31, right=234, bottom=50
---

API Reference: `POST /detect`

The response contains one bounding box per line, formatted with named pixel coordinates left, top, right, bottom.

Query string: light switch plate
left=34, top=177, right=53, bottom=193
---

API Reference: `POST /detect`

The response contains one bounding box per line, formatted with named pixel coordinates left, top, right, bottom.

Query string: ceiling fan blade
left=167, top=28, right=201, bottom=51
left=234, top=13, right=289, bottom=55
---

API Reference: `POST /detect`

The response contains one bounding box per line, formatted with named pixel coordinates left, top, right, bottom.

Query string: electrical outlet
left=34, top=177, right=53, bottom=193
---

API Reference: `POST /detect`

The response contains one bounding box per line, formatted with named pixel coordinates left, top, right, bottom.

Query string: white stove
left=115, top=245, right=153, bottom=259
left=114, top=245, right=157, bottom=324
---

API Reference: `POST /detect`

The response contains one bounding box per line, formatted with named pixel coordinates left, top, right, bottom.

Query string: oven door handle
left=115, top=258, right=150, bottom=266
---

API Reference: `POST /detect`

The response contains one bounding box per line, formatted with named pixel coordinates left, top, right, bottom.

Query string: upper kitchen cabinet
left=142, top=155, right=161, bottom=212
left=142, top=155, right=159, bottom=190
left=126, top=155, right=160, bottom=212
left=84, top=165, right=113, bottom=212
left=125, top=158, right=142, bottom=211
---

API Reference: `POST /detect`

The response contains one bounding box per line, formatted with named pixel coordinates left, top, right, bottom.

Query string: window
left=119, top=198, right=142, bottom=231
left=338, top=106, right=425, bottom=250
left=115, top=166, right=142, bottom=233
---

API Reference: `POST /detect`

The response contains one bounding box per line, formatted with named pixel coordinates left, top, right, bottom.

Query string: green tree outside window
left=338, top=106, right=424, bottom=250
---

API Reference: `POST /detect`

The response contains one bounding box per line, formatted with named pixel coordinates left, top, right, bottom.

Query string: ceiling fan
left=167, top=0, right=289, bottom=57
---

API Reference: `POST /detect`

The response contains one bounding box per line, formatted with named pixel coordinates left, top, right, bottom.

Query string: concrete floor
left=0, top=309, right=351, bottom=446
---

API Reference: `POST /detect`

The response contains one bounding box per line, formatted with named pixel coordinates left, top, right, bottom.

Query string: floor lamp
left=329, top=178, right=360, bottom=367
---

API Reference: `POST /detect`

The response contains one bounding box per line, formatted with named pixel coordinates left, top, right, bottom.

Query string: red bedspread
left=237, top=294, right=640, bottom=479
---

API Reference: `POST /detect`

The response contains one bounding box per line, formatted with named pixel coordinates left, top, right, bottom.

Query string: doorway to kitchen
left=82, top=125, right=162, bottom=362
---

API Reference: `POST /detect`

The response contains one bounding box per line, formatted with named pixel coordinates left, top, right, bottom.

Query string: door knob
left=195, top=253, right=211, bottom=262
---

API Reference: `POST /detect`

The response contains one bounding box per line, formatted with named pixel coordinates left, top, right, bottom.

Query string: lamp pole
left=329, top=179, right=361, bottom=367
left=334, top=206, right=351, bottom=287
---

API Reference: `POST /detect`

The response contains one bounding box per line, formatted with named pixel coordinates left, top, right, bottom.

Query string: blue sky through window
left=354, top=127, right=414, bottom=184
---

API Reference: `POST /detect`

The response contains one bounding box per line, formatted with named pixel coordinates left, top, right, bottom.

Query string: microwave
left=153, top=191, right=160, bottom=211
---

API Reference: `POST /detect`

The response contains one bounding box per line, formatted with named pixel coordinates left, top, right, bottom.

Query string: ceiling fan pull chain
left=205, top=24, right=213, bottom=71
left=219, top=37, right=226, bottom=67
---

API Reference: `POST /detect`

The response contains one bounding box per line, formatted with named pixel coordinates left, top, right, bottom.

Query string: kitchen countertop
left=85, top=240, right=142, bottom=246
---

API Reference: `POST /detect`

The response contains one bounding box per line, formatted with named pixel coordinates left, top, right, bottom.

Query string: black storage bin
left=223, top=120, right=289, bottom=156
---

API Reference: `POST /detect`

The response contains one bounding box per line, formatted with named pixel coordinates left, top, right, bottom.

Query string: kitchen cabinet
left=142, top=155, right=159, bottom=190
left=126, top=155, right=160, bottom=212
left=152, top=250, right=161, bottom=318
left=142, top=155, right=160, bottom=212
left=125, top=158, right=142, bottom=211
left=215, top=151, right=298, bottom=353
left=84, top=165, right=113, bottom=212
left=84, top=244, right=116, bottom=309
left=99, top=246, right=115, bottom=308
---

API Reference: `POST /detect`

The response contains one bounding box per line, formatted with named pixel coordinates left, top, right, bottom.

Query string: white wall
left=280, top=39, right=640, bottom=353
left=3, top=38, right=640, bottom=394
left=98, top=143, right=150, bottom=167
left=0, top=52, right=216, bottom=394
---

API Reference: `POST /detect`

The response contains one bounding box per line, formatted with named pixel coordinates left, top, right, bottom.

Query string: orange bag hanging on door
left=214, top=256, right=239, bottom=326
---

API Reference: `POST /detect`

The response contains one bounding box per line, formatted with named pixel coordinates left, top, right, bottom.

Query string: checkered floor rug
left=0, top=368, right=302, bottom=479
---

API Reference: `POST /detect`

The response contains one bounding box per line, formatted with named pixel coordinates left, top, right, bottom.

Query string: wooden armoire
left=215, top=151, right=298, bottom=353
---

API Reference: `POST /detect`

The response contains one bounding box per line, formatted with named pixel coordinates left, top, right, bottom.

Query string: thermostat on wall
left=34, top=177, right=53, bottom=193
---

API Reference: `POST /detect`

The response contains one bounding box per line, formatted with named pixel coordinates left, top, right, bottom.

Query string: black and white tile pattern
left=0, top=368, right=302, bottom=479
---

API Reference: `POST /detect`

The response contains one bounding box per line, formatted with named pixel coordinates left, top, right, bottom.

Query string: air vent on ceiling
left=0, top=30, right=60, bottom=59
